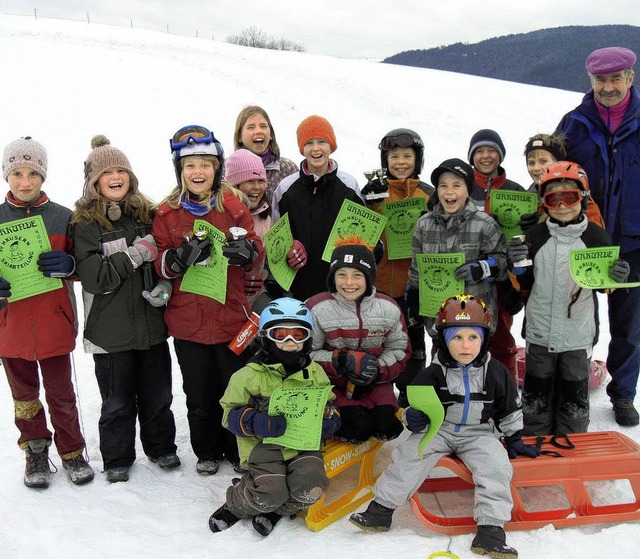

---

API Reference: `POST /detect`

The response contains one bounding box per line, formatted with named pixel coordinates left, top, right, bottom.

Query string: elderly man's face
left=591, top=70, right=635, bottom=107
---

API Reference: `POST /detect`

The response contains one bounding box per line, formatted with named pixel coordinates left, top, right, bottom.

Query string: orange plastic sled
left=410, top=431, right=640, bottom=534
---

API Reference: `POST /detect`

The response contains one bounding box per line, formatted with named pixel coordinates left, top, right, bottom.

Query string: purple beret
left=586, top=47, right=637, bottom=75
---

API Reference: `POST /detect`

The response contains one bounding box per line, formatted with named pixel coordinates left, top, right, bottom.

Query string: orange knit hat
left=296, top=115, right=337, bottom=154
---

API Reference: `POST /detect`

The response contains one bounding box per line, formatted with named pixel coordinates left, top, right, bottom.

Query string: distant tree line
left=227, top=26, right=305, bottom=53
left=383, top=25, right=640, bottom=92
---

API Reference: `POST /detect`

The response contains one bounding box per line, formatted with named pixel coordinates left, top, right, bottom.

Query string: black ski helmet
left=378, top=128, right=424, bottom=179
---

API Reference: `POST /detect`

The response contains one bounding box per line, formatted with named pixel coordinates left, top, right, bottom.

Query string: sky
left=1, top=12, right=640, bottom=559
left=1, top=0, right=639, bottom=59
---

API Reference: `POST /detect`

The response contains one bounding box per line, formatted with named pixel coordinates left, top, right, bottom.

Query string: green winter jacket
left=220, top=359, right=334, bottom=465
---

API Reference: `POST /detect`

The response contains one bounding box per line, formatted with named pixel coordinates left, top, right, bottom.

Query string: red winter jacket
left=0, top=192, right=77, bottom=360
left=152, top=192, right=264, bottom=345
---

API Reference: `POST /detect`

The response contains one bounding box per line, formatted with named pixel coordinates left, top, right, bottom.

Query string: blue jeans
left=607, top=249, right=640, bottom=403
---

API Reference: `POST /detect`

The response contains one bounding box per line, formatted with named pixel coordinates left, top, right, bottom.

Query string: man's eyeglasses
left=264, top=326, right=312, bottom=344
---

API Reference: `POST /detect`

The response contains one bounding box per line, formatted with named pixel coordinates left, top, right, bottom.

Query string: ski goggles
left=542, top=189, right=583, bottom=209
left=264, top=326, right=312, bottom=344
left=170, top=125, right=214, bottom=151
left=379, top=132, right=423, bottom=151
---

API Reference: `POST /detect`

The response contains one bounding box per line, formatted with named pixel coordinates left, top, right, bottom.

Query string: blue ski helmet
left=258, top=297, right=313, bottom=331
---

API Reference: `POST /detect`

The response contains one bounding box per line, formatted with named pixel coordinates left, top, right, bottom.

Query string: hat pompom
left=91, top=135, right=111, bottom=149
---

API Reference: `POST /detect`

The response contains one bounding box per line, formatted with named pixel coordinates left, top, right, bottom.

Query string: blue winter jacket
left=555, top=87, right=640, bottom=249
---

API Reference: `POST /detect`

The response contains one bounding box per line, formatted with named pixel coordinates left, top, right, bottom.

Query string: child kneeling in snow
left=350, top=294, right=539, bottom=559
left=210, top=297, right=340, bottom=536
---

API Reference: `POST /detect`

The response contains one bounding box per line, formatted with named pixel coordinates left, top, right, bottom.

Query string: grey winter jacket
left=408, top=198, right=507, bottom=331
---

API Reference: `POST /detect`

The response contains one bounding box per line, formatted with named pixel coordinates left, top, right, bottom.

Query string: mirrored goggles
left=170, top=125, right=214, bottom=151
left=264, top=326, right=312, bottom=344
left=542, top=189, right=583, bottom=209
left=379, top=133, right=423, bottom=151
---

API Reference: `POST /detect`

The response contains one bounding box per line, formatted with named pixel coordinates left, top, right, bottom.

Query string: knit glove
left=332, top=348, right=349, bottom=376
left=519, top=212, right=542, bottom=232
left=127, top=235, right=159, bottom=269
left=454, top=259, right=494, bottom=284
left=243, top=271, right=264, bottom=295
left=404, top=407, right=430, bottom=433
left=166, top=236, right=211, bottom=274
left=228, top=406, right=287, bottom=438
left=505, top=435, right=541, bottom=459
left=142, top=280, right=172, bottom=307
left=223, top=238, right=259, bottom=267
left=286, top=240, right=308, bottom=269
left=506, top=237, right=529, bottom=268
left=610, top=259, right=630, bottom=283
left=37, top=250, right=76, bottom=278
left=344, top=351, right=379, bottom=386
left=0, top=277, right=10, bottom=309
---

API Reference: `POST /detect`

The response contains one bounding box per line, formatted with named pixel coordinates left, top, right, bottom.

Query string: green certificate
left=570, top=246, right=640, bottom=289
left=264, top=385, right=333, bottom=451
left=406, top=385, right=445, bottom=459
left=264, top=213, right=296, bottom=291
left=321, top=199, right=387, bottom=262
left=416, top=253, right=465, bottom=317
left=179, top=220, right=228, bottom=303
left=489, top=190, right=538, bottom=242
left=381, top=197, right=426, bottom=260
left=0, top=215, right=61, bottom=302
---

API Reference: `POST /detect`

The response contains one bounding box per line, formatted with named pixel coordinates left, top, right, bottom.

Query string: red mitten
left=243, top=272, right=263, bottom=295
left=287, top=240, right=308, bottom=269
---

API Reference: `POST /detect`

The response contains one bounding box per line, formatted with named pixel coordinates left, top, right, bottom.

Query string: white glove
left=142, top=280, right=172, bottom=307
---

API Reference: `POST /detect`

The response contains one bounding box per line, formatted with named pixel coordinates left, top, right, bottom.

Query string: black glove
left=361, top=176, right=389, bottom=201
left=332, top=348, right=349, bottom=375
left=345, top=351, right=379, bottom=386
left=405, top=407, right=430, bottom=433
left=505, top=435, right=541, bottom=459
left=404, top=285, right=421, bottom=327
left=506, top=238, right=530, bottom=270
left=0, top=277, right=11, bottom=309
left=454, top=260, right=493, bottom=284
left=37, top=250, right=75, bottom=278
left=166, top=237, right=211, bottom=273
left=610, top=259, right=630, bottom=283
left=223, top=238, right=259, bottom=267
left=502, top=284, right=524, bottom=316
left=519, top=212, right=542, bottom=232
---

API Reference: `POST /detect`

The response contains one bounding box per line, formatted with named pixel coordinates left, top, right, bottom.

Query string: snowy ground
left=0, top=14, right=639, bottom=559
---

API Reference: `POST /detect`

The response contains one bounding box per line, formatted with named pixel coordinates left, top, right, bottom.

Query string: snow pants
left=2, top=354, right=85, bottom=458
left=522, top=343, right=590, bottom=435
left=93, top=341, right=177, bottom=469
left=374, top=425, right=513, bottom=527
left=226, top=443, right=328, bottom=518
left=173, top=339, right=248, bottom=463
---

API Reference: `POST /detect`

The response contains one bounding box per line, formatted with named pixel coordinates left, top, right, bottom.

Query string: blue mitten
left=505, top=435, right=540, bottom=459
left=405, top=406, right=430, bottom=433
left=321, top=406, right=342, bottom=439
left=37, top=250, right=75, bottom=278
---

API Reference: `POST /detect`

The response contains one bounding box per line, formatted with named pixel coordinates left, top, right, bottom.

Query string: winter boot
left=62, top=453, right=95, bottom=485
left=349, top=500, right=394, bottom=531
left=24, top=439, right=51, bottom=489
left=252, top=511, right=282, bottom=536
left=106, top=466, right=130, bottom=483
left=196, top=457, right=221, bottom=475
left=149, top=453, right=181, bottom=469
left=613, top=402, right=640, bottom=426
left=209, top=504, right=240, bottom=533
left=470, top=525, right=518, bottom=559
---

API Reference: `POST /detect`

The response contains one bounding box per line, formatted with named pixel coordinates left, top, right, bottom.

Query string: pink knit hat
left=224, top=149, right=266, bottom=186
left=586, top=47, right=637, bottom=75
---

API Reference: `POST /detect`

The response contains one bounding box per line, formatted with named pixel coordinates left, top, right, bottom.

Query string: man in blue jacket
left=555, top=46, right=640, bottom=426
